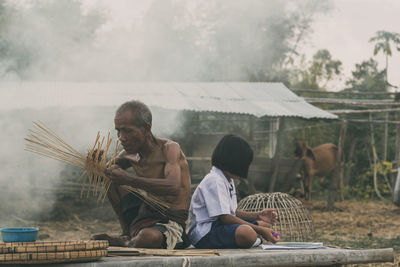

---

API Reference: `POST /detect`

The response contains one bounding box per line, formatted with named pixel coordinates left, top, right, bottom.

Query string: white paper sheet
left=262, top=242, right=327, bottom=250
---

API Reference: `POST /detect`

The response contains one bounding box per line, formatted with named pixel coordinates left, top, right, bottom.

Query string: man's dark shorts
left=121, top=193, right=189, bottom=249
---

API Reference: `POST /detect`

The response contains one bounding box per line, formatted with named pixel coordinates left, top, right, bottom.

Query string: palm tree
left=369, top=31, right=400, bottom=87
left=369, top=31, right=400, bottom=162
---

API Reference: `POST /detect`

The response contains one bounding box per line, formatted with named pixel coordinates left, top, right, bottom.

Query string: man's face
left=114, top=109, right=146, bottom=154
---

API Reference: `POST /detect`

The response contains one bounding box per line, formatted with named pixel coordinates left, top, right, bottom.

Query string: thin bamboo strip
left=27, top=131, right=83, bottom=160
left=107, top=247, right=220, bottom=257
left=25, top=121, right=170, bottom=213
left=35, top=121, right=81, bottom=155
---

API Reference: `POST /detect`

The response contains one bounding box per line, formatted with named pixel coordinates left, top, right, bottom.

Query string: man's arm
left=108, top=142, right=182, bottom=196
left=112, top=150, right=132, bottom=170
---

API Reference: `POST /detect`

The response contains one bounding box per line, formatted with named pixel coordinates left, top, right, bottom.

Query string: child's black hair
left=211, top=134, right=253, bottom=178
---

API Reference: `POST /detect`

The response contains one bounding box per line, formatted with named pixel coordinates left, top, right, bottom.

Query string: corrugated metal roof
left=0, top=82, right=337, bottom=119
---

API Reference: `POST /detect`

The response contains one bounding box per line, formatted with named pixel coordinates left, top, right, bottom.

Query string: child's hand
left=258, top=209, right=278, bottom=225
left=259, top=227, right=280, bottom=243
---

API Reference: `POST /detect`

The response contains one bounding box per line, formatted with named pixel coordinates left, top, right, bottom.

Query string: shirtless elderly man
left=92, top=100, right=191, bottom=249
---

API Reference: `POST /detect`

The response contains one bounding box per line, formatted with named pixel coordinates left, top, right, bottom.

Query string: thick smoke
left=0, top=0, right=331, bottom=224
left=0, top=0, right=331, bottom=81
left=0, top=104, right=182, bottom=225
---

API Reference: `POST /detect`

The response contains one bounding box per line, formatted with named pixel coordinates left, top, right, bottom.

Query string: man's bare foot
left=91, top=233, right=129, bottom=247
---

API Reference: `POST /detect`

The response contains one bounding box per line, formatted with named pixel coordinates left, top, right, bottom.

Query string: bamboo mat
left=108, top=246, right=220, bottom=257
left=0, top=240, right=108, bottom=265
left=0, top=240, right=108, bottom=254
left=0, top=249, right=107, bottom=264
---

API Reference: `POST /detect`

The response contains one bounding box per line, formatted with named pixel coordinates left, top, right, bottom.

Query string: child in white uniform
left=188, top=135, right=279, bottom=249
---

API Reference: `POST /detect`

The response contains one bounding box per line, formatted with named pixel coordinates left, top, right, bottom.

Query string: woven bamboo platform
left=0, top=240, right=108, bottom=265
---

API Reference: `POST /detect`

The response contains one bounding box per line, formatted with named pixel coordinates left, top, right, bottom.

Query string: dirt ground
left=307, top=200, right=400, bottom=267
left=11, top=200, right=400, bottom=266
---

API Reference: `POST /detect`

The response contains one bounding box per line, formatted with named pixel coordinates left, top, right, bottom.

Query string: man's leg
left=91, top=233, right=130, bottom=247
left=106, top=183, right=130, bottom=235
left=91, top=184, right=134, bottom=243
left=127, top=228, right=164, bottom=248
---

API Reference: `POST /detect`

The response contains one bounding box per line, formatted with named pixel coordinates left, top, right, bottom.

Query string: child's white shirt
left=188, top=166, right=237, bottom=245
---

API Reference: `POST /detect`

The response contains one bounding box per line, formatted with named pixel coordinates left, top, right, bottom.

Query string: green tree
left=369, top=31, right=400, bottom=87
left=291, top=49, right=342, bottom=90
left=345, top=58, right=386, bottom=93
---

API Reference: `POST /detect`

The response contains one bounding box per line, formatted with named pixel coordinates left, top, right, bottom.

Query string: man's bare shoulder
left=156, top=138, right=184, bottom=159
left=156, top=137, right=180, bottom=148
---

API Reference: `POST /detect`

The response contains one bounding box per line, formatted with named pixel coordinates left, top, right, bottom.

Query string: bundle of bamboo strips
left=25, top=121, right=169, bottom=214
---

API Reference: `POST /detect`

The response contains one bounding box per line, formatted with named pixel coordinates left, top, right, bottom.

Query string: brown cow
left=294, top=141, right=343, bottom=201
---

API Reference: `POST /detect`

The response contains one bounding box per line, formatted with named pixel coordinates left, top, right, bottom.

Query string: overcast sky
left=301, top=0, right=400, bottom=90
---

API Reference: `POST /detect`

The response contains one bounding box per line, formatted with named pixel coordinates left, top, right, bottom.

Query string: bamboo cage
left=237, top=192, right=314, bottom=241
left=24, top=121, right=169, bottom=215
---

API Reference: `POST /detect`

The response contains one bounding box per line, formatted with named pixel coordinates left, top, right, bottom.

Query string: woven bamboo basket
left=0, top=240, right=108, bottom=265
left=237, top=192, right=315, bottom=241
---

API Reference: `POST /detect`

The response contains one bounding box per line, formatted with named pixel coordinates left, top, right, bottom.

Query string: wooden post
left=268, top=118, right=283, bottom=192
left=327, top=119, right=347, bottom=211
left=383, top=112, right=389, bottom=161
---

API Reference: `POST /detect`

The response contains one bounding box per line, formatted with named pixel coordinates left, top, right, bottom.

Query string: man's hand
left=258, top=209, right=278, bottom=226
left=106, top=165, right=131, bottom=185
left=88, top=149, right=105, bottom=162
left=258, top=227, right=280, bottom=243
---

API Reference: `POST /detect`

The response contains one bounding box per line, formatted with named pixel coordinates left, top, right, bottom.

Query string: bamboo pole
left=329, top=107, right=400, bottom=115
left=292, top=88, right=399, bottom=96
left=306, top=98, right=400, bottom=106
left=347, top=119, right=400, bottom=125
